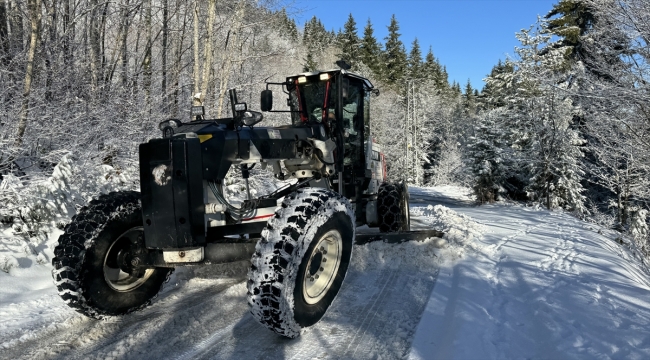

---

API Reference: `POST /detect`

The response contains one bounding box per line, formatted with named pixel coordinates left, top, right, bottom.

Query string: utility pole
left=413, top=81, right=419, bottom=186
left=405, top=79, right=422, bottom=185
left=405, top=81, right=410, bottom=182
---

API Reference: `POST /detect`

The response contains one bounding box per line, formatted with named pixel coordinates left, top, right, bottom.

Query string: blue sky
left=290, top=0, right=558, bottom=91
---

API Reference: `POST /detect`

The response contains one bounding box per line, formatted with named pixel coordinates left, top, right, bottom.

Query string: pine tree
left=302, top=16, right=330, bottom=71
left=407, top=38, right=422, bottom=80
left=329, top=29, right=337, bottom=43
left=422, top=47, right=449, bottom=93
left=277, top=9, right=298, bottom=41
left=480, top=59, right=516, bottom=110
left=423, top=46, right=439, bottom=80
left=543, top=0, right=623, bottom=81
left=484, top=24, right=588, bottom=212
left=463, top=79, right=476, bottom=115
left=544, top=0, right=595, bottom=64
left=303, top=16, right=330, bottom=53
left=525, top=96, right=587, bottom=214
left=382, top=14, right=407, bottom=84
left=467, top=109, right=506, bottom=203
left=360, top=18, right=382, bottom=76
left=337, top=13, right=360, bottom=68
left=335, top=27, right=343, bottom=46
left=303, top=52, right=318, bottom=72
left=464, top=79, right=474, bottom=99
left=440, top=65, right=450, bottom=92
left=451, top=81, right=461, bottom=96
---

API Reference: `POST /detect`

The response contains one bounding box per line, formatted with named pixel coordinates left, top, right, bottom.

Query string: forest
left=0, top=0, right=649, bottom=271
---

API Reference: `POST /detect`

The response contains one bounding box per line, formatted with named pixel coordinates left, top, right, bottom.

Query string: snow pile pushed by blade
left=354, top=204, right=486, bottom=272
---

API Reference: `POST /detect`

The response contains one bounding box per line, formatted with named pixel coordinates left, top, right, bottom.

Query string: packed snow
left=408, top=187, right=650, bottom=359
left=0, top=186, right=649, bottom=359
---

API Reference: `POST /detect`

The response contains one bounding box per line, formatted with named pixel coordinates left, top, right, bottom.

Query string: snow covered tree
left=337, top=14, right=361, bottom=68
left=407, top=38, right=423, bottom=80
left=630, top=207, right=649, bottom=255
left=303, top=52, right=318, bottom=72
left=524, top=95, right=587, bottom=214
left=278, top=8, right=299, bottom=41
left=422, top=47, right=436, bottom=76
left=463, top=79, right=477, bottom=116
left=472, top=21, right=588, bottom=212
left=466, top=109, right=507, bottom=202
left=360, top=19, right=383, bottom=76
left=382, top=15, right=407, bottom=85
left=544, top=0, right=597, bottom=73
left=303, top=16, right=332, bottom=70
left=542, top=0, right=647, bottom=225
left=451, top=81, right=461, bottom=96
left=479, top=60, right=516, bottom=110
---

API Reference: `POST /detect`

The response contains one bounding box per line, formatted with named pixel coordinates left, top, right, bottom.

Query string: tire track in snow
left=3, top=257, right=438, bottom=360
left=284, top=267, right=401, bottom=360
left=1, top=278, right=244, bottom=360
left=344, top=267, right=400, bottom=358
left=286, top=265, right=438, bottom=359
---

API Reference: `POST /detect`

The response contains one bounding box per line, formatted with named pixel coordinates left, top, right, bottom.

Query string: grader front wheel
left=247, top=188, right=354, bottom=338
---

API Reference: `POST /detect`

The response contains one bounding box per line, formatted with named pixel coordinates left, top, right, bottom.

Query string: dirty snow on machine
left=51, top=61, right=421, bottom=338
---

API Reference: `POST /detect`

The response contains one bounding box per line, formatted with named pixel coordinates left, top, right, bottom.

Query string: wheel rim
left=303, top=229, right=343, bottom=305
left=103, top=226, right=154, bottom=292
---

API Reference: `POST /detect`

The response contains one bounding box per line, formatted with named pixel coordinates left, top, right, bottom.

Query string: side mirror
left=261, top=90, right=273, bottom=111
left=241, top=110, right=264, bottom=127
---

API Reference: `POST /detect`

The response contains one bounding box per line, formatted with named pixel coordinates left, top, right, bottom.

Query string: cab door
left=341, top=79, right=366, bottom=200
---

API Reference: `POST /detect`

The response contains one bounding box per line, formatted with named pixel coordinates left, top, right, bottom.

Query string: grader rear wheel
left=377, top=182, right=411, bottom=232
left=52, top=191, right=172, bottom=318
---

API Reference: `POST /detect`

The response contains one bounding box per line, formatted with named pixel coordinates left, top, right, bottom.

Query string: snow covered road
left=2, top=186, right=650, bottom=359
left=409, top=187, right=650, bottom=359
left=0, top=191, right=446, bottom=359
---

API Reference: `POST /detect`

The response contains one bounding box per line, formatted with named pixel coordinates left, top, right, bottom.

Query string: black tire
left=51, top=191, right=172, bottom=319
left=247, top=188, right=354, bottom=338
left=377, top=182, right=410, bottom=232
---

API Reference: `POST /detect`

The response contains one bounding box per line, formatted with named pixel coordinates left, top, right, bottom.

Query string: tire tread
left=247, top=188, right=353, bottom=338
left=51, top=191, right=171, bottom=319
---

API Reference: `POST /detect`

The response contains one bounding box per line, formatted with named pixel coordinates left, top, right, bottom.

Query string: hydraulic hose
left=208, top=181, right=256, bottom=220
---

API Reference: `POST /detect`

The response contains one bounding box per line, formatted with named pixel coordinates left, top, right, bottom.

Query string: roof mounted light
left=190, top=106, right=204, bottom=117
left=298, top=76, right=307, bottom=84
left=319, top=73, right=330, bottom=81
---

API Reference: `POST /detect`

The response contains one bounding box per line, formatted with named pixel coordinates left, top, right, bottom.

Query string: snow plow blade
left=355, top=229, right=445, bottom=245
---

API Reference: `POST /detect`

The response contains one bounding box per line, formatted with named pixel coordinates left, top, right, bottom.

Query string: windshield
left=288, top=78, right=332, bottom=126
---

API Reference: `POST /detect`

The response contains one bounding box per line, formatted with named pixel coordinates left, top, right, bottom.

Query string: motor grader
left=52, top=64, right=423, bottom=338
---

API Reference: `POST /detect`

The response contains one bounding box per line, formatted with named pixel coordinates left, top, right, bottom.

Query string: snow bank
left=0, top=155, right=136, bottom=274
left=352, top=203, right=486, bottom=275
left=352, top=237, right=442, bottom=272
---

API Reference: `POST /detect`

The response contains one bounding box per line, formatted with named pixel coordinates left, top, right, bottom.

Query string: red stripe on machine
left=243, top=214, right=274, bottom=221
